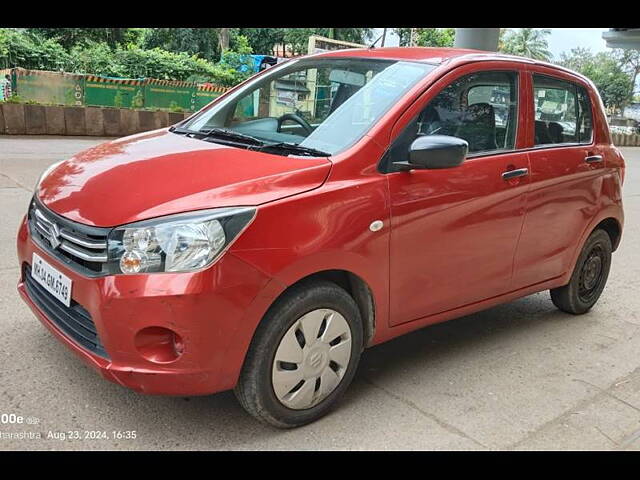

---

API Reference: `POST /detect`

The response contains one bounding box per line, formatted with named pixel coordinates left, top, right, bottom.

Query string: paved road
left=1, top=135, right=639, bottom=450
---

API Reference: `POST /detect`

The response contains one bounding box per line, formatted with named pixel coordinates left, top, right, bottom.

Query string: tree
left=500, top=28, right=552, bottom=61
left=417, top=28, right=455, bottom=47
left=395, top=28, right=455, bottom=47
left=283, top=28, right=373, bottom=55
left=558, top=48, right=634, bottom=111
left=26, top=28, right=134, bottom=49
left=497, top=28, right=507, bottom=51
left=141, top=28, right=220, bottom=61
left=330, top=28, right=374, bottom=44
left=616, top=49, right=640, bottom=97
left=557, top=47, right=593, bottom=72
left=0, top=28, right=71, bottom=70
left=234, top=28, right=286, bottom=55
left=218, top=28, right=230, bottom=53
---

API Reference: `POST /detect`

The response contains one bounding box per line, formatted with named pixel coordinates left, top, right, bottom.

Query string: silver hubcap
left=271, top=308, right=352, bottom=410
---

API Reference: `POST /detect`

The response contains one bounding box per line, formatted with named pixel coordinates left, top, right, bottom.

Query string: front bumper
left=16, top=215, right=273, bottom=396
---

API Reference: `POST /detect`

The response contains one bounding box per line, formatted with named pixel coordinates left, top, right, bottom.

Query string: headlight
left=107, top=207, right=256, bottom=274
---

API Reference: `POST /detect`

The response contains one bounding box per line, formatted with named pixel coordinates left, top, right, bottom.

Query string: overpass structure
left=453, top=28, right=640, bottom=52
left=602, top=29, right=640, bottom=50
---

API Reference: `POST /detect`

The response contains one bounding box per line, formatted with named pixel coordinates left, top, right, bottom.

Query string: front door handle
left=502, top=168, right=529, bottom=180
left=585, top=155, right=603, bottom=163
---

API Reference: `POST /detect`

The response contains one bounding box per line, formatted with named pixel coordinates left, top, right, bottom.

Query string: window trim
left=530, top=72, right=595, bottom=149
left=378, top=69, right=521, bottom=174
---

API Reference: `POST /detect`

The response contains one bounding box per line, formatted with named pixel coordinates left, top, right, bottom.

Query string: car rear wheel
left=234, top=280, right=363, bottom=428
left=550, top=229, right=612, bottom=315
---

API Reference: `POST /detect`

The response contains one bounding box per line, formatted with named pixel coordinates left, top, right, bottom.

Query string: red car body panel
left=16, top=48, right=624, bottom=396
left=37, top=129, right=331, bottom=226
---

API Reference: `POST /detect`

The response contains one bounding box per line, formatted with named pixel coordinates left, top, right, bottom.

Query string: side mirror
left=394, top=135, right=468, bottom=171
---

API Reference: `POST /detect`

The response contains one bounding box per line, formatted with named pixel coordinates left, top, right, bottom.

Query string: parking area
left=1, top=135, right=639, bottom=450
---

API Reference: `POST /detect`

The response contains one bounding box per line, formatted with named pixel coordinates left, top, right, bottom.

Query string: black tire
left=550, top=229, right=612, bottom=315
left=234, top=279, right=363, bottom=428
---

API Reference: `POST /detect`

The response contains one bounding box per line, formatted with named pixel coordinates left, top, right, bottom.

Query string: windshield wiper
left=169, top=126, right=194, bottom=135
left=259, top=142, right=330, bottom=157
left=199, top=127, right=264, bottom=146
left=171, top=126, right=329, bottom=157
left=170, top=125, right=264, bottom=146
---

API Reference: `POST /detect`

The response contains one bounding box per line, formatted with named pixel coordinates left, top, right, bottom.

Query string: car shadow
left=27, top=290, right=585, bottom=447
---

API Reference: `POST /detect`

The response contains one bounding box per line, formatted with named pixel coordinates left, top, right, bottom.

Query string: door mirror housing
left=394, top=135, right=468, bottom=171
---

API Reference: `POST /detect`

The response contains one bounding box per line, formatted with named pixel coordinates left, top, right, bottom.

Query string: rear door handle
left=585, top=155, right=603, bottom=163
left=502, top=168, right=529, bottom=180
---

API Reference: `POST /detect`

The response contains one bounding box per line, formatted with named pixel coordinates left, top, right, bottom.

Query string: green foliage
left=141, top=28, right=220, bottom=61
left=558, top=48, right=635, bottom=110
left=0, top=93, right=40, bottom=105
left=395, top=28, right=455, bottom=47
left=0, top=29, right=252, bottom=87
left=0, top=27, right=372, bottom=90
left=216, top=35, right=254, bottom=83
left=0, top=28, right=71, bottom=70
left=615, top=49, right=640, bottom=98
left=110, top=45, right=218, bottom=81
left=67, top=41, right=118, bottom=76
left=417, top=28, right=455, bottom=47
left=26, top=28, right=134, bottom=49
left=168, top=101, right=184, bottom=113
left=283, top=28, right=372, bottom=55
left=500, top=28, right=552, bottom=61
left=233, top=28, right=286, bottom=55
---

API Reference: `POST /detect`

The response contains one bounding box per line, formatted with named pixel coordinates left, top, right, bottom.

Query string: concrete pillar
left=454, top=28, right=500, bottom=52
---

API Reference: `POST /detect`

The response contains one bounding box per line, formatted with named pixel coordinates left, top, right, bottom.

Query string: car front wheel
left=234, top=280, right=363, bottom=428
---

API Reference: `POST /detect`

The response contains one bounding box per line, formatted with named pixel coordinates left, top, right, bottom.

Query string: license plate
left=31, top=252, right=72, bottom=307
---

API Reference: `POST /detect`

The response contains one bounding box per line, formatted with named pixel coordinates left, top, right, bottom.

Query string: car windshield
left=180, top=57, right=436, bottom=156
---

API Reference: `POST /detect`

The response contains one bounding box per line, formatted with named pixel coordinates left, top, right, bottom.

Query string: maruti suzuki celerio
left=17, top=47, right=625, bottom=428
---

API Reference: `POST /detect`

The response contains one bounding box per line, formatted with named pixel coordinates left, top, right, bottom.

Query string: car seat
left=548, top=122, right=564, bottom=144
left=535, top=120, right=553, bottom=144
left=455, top=103, right=498, bottom=152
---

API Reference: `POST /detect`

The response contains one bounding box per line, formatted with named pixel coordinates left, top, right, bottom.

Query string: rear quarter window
left=532, top=74, right=593, bottom=146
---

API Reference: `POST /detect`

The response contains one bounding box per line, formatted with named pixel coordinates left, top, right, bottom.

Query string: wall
left=0, top=103, right=192, bottom=136
left=10, top=68, right=228, bottom=112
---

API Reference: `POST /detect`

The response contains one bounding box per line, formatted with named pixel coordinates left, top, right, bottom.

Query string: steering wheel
left=277, top=113, right=313, bottom=135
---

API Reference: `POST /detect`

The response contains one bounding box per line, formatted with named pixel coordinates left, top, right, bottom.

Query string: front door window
left=381, top=70, right=519, bottom=173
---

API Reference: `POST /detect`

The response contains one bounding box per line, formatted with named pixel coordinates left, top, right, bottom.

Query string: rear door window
left=532, top=74, right=593, bottom=146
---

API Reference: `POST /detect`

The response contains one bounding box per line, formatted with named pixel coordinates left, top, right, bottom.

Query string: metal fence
left=6, top=68, right=229, bottom=112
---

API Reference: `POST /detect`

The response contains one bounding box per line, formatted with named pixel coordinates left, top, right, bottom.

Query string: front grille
left=27, top=198, right=111, bottom=276
left=23, top=264, right=109, bottom=359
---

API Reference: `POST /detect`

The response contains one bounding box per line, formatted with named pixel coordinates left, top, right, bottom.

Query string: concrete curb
left=611, top=132, right=640, bottom=147
left=2, top=103, right=26, bottom=135
left=0, top=104, right=192, bottom=137
left=45, top=106, right=65, bottom=135
left=24, top=105, right=46, bottom=134
left=85, top=107, right=105, bottom=136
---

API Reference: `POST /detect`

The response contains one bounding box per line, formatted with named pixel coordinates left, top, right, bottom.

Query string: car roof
left=312, top=47, right=486, bottom=63
left=312, top=47, right=592, bottom=86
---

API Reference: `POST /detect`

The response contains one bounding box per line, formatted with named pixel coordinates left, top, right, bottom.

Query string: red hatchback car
left=17, top=47, right=625, bottom=427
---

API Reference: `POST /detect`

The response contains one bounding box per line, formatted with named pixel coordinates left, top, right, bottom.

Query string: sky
left=372, top=28, right=612, bottom=60
left=546, top=28, right=609, bottom=59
